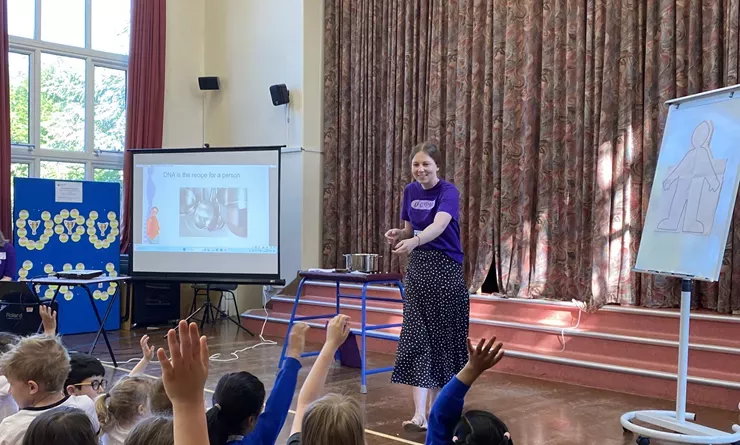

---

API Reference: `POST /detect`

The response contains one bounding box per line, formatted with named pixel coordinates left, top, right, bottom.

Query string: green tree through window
left=9, top=52, right=29, bottom=145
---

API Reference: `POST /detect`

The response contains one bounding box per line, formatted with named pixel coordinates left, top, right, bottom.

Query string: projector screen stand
left=184, top=285, right=254, bottom=337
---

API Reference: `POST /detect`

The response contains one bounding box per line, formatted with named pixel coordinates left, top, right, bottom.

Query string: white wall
left=204, top=0, right=303, bottom=148
left=161, top=0, right=205, bottom=148
left=300, top=0, right=324, bottom=269
left=162, top=0, right=324, bottom=291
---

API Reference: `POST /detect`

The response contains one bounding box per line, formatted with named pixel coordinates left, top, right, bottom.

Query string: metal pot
left=343, top=253, right=380, bottom=273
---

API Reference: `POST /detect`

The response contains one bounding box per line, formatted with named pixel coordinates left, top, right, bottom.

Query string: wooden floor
left=63, top=321, right=740, bottom=445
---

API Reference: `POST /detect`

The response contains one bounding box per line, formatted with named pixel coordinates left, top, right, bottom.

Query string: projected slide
left=131, top=148, right=279, bottom=278
left=139, top=165, right=272, bottom=252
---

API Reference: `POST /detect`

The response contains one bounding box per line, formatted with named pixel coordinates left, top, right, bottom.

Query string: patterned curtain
left=322, top=0, right=740, bottom=313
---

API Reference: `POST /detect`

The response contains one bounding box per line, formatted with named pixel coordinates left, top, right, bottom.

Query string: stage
left=63, top=321, right=739, bottom=445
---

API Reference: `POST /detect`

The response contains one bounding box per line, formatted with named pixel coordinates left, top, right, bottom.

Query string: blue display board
left=13, top=178, right=121, bottom=334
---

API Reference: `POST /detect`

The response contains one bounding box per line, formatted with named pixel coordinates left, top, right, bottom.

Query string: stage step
left=242, top=281, right=740, bottom=410
left=300, top=281, right=740, bottom=347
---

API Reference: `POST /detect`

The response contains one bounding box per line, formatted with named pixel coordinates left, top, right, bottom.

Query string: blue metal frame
left=278, top=275, right=405, bottom=393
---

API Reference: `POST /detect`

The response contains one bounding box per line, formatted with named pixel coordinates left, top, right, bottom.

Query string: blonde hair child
left=288, top=314, right=364, bottom=445
left=95, top=377, right=153, bottom=445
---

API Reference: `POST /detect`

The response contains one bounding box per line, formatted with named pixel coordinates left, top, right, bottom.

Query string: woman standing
left=385, top=142, right=470, bottom=431
left=0, top=230, right=17, bottom=281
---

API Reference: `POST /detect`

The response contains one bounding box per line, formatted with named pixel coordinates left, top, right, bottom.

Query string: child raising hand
left=157, top=320, right=210, bottom=445
left=39, top=305, right=57, bottom=336
left=426, top=337, right=512, bottom=445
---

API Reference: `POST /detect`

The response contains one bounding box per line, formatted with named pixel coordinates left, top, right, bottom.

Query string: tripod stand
left=185, top=284, right=254, bottom=336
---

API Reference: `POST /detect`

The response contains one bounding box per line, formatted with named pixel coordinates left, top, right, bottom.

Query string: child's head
left=206, top=371, right=265, bottom=445
left=301, top=393, right=365, bottom=445
left=0, top=332, right=21, bottom=355
left=123, top=415, right=173, bottom=445
left=0, top=334, right=70, bottom=408
left=149, top=378, right=173, bottom=415
left=95, top=376, right=152, bottom=432
left=21, top=406, right=98, bottom=445
left=452, top=410, right=513, bottom=445
left=65, top=352, right=106, bottom=399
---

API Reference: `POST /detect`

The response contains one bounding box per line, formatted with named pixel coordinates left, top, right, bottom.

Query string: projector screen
left=130, top=147, right=280, bottom=283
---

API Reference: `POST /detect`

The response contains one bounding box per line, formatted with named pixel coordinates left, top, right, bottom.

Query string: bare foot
left=402, top=415, right=427, bottom=432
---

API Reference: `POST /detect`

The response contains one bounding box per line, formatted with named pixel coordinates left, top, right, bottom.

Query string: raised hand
left=457, top=337, right=505, bottom=386
left=157, top=320, right=209, bottom=405
left=40, top=304, right=57, bottom=335
left=140, top=335, right=156, bottom=362
left=325, top=314, right=351, bottom=350
left=286, top=323, right=310, bottom=359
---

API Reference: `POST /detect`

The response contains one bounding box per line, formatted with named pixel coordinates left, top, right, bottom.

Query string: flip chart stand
left=620, top=277, right=740, bottom=444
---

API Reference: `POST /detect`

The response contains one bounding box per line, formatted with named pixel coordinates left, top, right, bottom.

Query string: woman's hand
left=393, top=237, right=420, bottom=255
left=385, top=228, right=403, bottom=246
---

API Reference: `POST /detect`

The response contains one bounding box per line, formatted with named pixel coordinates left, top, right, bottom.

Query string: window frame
left=9, top=0, right=128, bottom=182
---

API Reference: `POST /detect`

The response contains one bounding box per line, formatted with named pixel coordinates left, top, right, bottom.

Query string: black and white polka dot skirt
left=391, top=249, right=470, bottom=388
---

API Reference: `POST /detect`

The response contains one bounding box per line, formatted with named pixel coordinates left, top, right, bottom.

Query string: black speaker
left=198, top=76, right=220, bottom=91
left=269, top=84, right=290, bottom=106
left=132, top=281, right=180, bottom=327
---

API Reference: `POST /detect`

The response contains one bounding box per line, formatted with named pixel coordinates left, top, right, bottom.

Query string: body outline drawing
left=658, top=120, right=723, bottom=234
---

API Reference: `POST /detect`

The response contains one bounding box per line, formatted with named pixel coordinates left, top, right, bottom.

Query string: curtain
left=322, top=0, right=502, bottom=289
left=322, top=0, right=740, bottom=313
left=0, top=0, right=11, bottom=240
left=120, top=0, right=166, bottom=253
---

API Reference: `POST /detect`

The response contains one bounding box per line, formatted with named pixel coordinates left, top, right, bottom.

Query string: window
left=9, top=52, right=30, bottom=146
left=94, top=67, right=127, bottom=152
left=93, top=168, right=123, bottom=183
left=7, top=0, right=33, bottom=39
left=10, top=163, right=30, bottom=216
left=41, top=0, right=85, bottom=47
left=40, top=161, right=86, bottom=180
left=9, top=0, right=128, bottom=186
left=94, top=168, right=124, bottom=210
left=41, top=54, right=86, bottom=152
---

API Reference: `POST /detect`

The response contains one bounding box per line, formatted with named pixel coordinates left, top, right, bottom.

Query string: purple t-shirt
left=401, top=179, right=464, bottom=263
left=0, top=242, right=17, bottom=280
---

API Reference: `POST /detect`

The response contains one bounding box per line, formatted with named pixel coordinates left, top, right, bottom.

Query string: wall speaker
left=269, top=84, right=290, bottom=106
left=198, top=76, right=220, bottom=91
